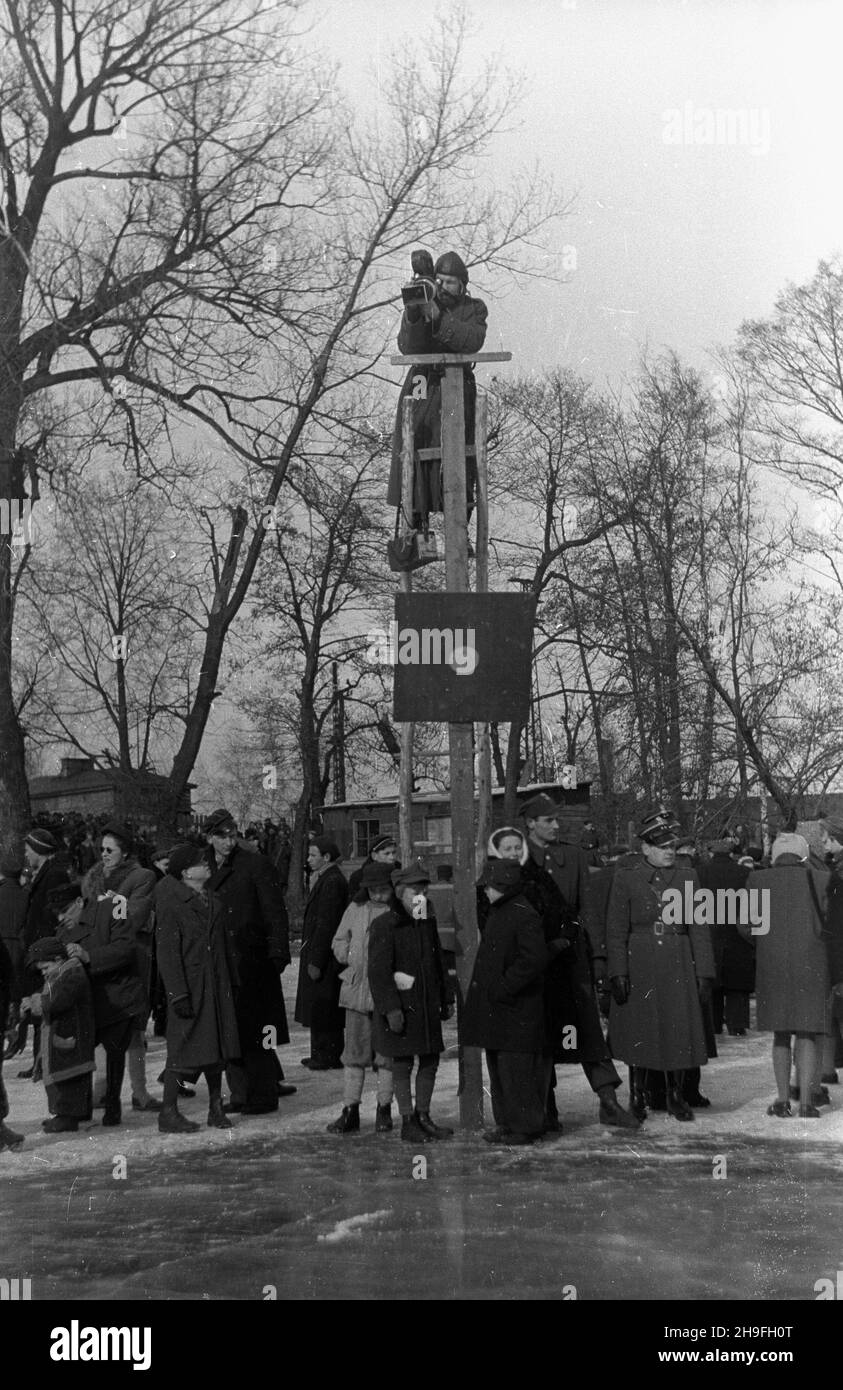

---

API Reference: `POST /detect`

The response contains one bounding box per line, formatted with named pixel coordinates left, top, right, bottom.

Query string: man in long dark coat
left=607, top=808, right=716, bottom=1122
left=205, top=808, right=291, bottom=1114
left=295, top=838, right=349, bottom=1069
left=698, top=841, right=754, bottom=1036
left=0, top=861, right=25, bottom=1148
left=17, top=829, right=74, bottom=1079
left=521, top=793, right=638, bottom=1130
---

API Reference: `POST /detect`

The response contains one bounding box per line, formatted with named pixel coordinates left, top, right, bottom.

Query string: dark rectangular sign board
left=390, top=592, right=537, bottom=722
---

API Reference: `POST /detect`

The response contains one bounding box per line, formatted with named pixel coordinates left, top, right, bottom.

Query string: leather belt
left=630, top=922, right=689, bottom=937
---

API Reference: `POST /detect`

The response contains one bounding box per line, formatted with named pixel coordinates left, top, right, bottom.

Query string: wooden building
left=30, top=757, right=193, bottom=827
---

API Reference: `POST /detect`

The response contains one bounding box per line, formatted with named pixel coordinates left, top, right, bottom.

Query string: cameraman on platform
left=388, top=250, right=488, bottom=532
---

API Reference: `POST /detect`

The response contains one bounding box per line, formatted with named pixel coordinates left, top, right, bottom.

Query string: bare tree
left=0, top=0, right=567, bottom=847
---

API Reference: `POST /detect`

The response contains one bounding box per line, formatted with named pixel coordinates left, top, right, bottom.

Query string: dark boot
left=0, top=1122, right=25, bottom=1150
left=666, top=1072, right=694, bottom=1122
left=375, top=1103, right=393, bottom=1133
left=326, top=1104, right=360, bottom=1135
left=415, top=1110, right=453, bottom=1139
left=630, top=1067, right=649, bottom=1122
left=207, top=1097, right=232, bottom=1129
left=158, top=1104, right=200, bottom=1134
left=598, top=1090, right=640, bottom=1129
left=401, top=1113, right=434, bottom=1143
left=102, top=1100, right=122, bottom=1127
left=42, top=1116, right=79, bottom=1133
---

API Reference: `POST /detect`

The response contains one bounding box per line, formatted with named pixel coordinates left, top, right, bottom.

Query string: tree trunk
left=503, top=716, right=524, bottom=822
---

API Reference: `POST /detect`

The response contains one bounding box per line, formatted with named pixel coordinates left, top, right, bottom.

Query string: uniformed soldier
left=521, top=793, right=639, bottom=1130
left=606, top=808, right=716, bottom=1122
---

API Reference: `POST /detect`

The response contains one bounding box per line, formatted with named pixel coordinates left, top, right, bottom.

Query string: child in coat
left=326, top=862, right=395, bottom=1134
left=25, top=936, right=95, bottom=1134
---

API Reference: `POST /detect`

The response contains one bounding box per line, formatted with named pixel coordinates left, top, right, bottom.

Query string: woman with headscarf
left=747, top=833, right=831, bottom=1118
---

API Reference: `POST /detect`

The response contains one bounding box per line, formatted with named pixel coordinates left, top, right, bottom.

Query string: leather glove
left=307, top=964, right=322, bottom=982
left=386, top=1009, right=405, bottom=1034
left=697, top=978, right=713, bottom=1005
left=440, top=1003, right=454, bottom=1021
left=610, top=975, right=630, bottom=1006
left=172, top=998, right=194, bottom=1020
left=595, top=978, right=612, bottom=1019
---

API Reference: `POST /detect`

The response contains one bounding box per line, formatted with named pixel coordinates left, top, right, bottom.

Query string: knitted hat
left=25, top=828, right=59, bottom=855
left=360, top=861, right=394, bottom=888
left=26, top=936, right=67, bottom=966
left=771, top=833, right=809, bottom=863
left=167, top=843, right=208, bottom=879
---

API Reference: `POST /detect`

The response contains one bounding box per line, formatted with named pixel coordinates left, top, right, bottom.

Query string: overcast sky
left=318, top=0, right=843, bottom=390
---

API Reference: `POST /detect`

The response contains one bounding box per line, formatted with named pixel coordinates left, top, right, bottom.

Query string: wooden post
left=398, top=398, right=415, bottom=865
left=475, top=397, right=492, bottom=876
left=441, top=363, right=483, bottom=1130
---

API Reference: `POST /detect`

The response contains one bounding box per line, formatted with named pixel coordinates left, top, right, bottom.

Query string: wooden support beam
left=474, top=396, right=492, bottom=876
left=398, top=397, right=415, bottom=865
left=441, top=364, right=483, bottom=1130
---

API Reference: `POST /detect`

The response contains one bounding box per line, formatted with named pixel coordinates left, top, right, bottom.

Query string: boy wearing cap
left=25, top=937, right=95, bottom=1134
left=368, top=863, right=455, bottom=1143
left=326, top=864, right=396, bottom=1135
left=295, top=838, right=349, bottom=1071
left=462, top=859, right=549, bottom=1145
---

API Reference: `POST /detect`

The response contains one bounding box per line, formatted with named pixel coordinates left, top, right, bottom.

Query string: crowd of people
left=2, top=798, right=843, bottom=1152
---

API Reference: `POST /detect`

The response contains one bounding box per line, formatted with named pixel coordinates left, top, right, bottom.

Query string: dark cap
left=482, top=859, right=522, bottom=890
left=392, top=862, right=431, bottom=889
left=25, top=828, right=59, bottom=855
left=520, top=793, right=560, bottom=822
left=710, top=839, right=736, bottom=855
left=26, top=936, right=67, bottom=966
left=168, top=843, right=208, bottom=879
left=152, top=841, right=174, bottom=862
left=361, top=862, right=394, bottom=888
left=204, top=808, right=237, bottom=836
left=369, top=835, right=397, bottom=856
left=637, top=807, right=681, bottom=847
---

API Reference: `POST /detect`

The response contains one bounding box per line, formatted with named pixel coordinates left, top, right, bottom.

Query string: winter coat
left=606, top=857, right=715, bottom=1070
left=23, top=856, right=74, bottom=950
left=0, top=876, right=28, bottom=1004
left=154, top=876, right=241, bottom=1071
left=37, top=957, right=96, bottom=1087
left=750, top=860, right=830, bottom=1033
left=331, top=896, right=393, bottom=1013
left=208, top=844, right=290, bottom=1048
left=522, top=838, right=608, bottom=1064
left=387, top=295, right=488, bottom=512
left=0, top=933, right=13, bottom=1038
left=294, top=863, right=349, bottom=1030
left=368, top=902, right=452, bottom=1057
left=61, top=857, right=155, bottom=1028
left=825, top=854, right=843, bottom=1007
left=697, top=853, right=756, bottom=993
left=461, top=887, right=549, bottom=1052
